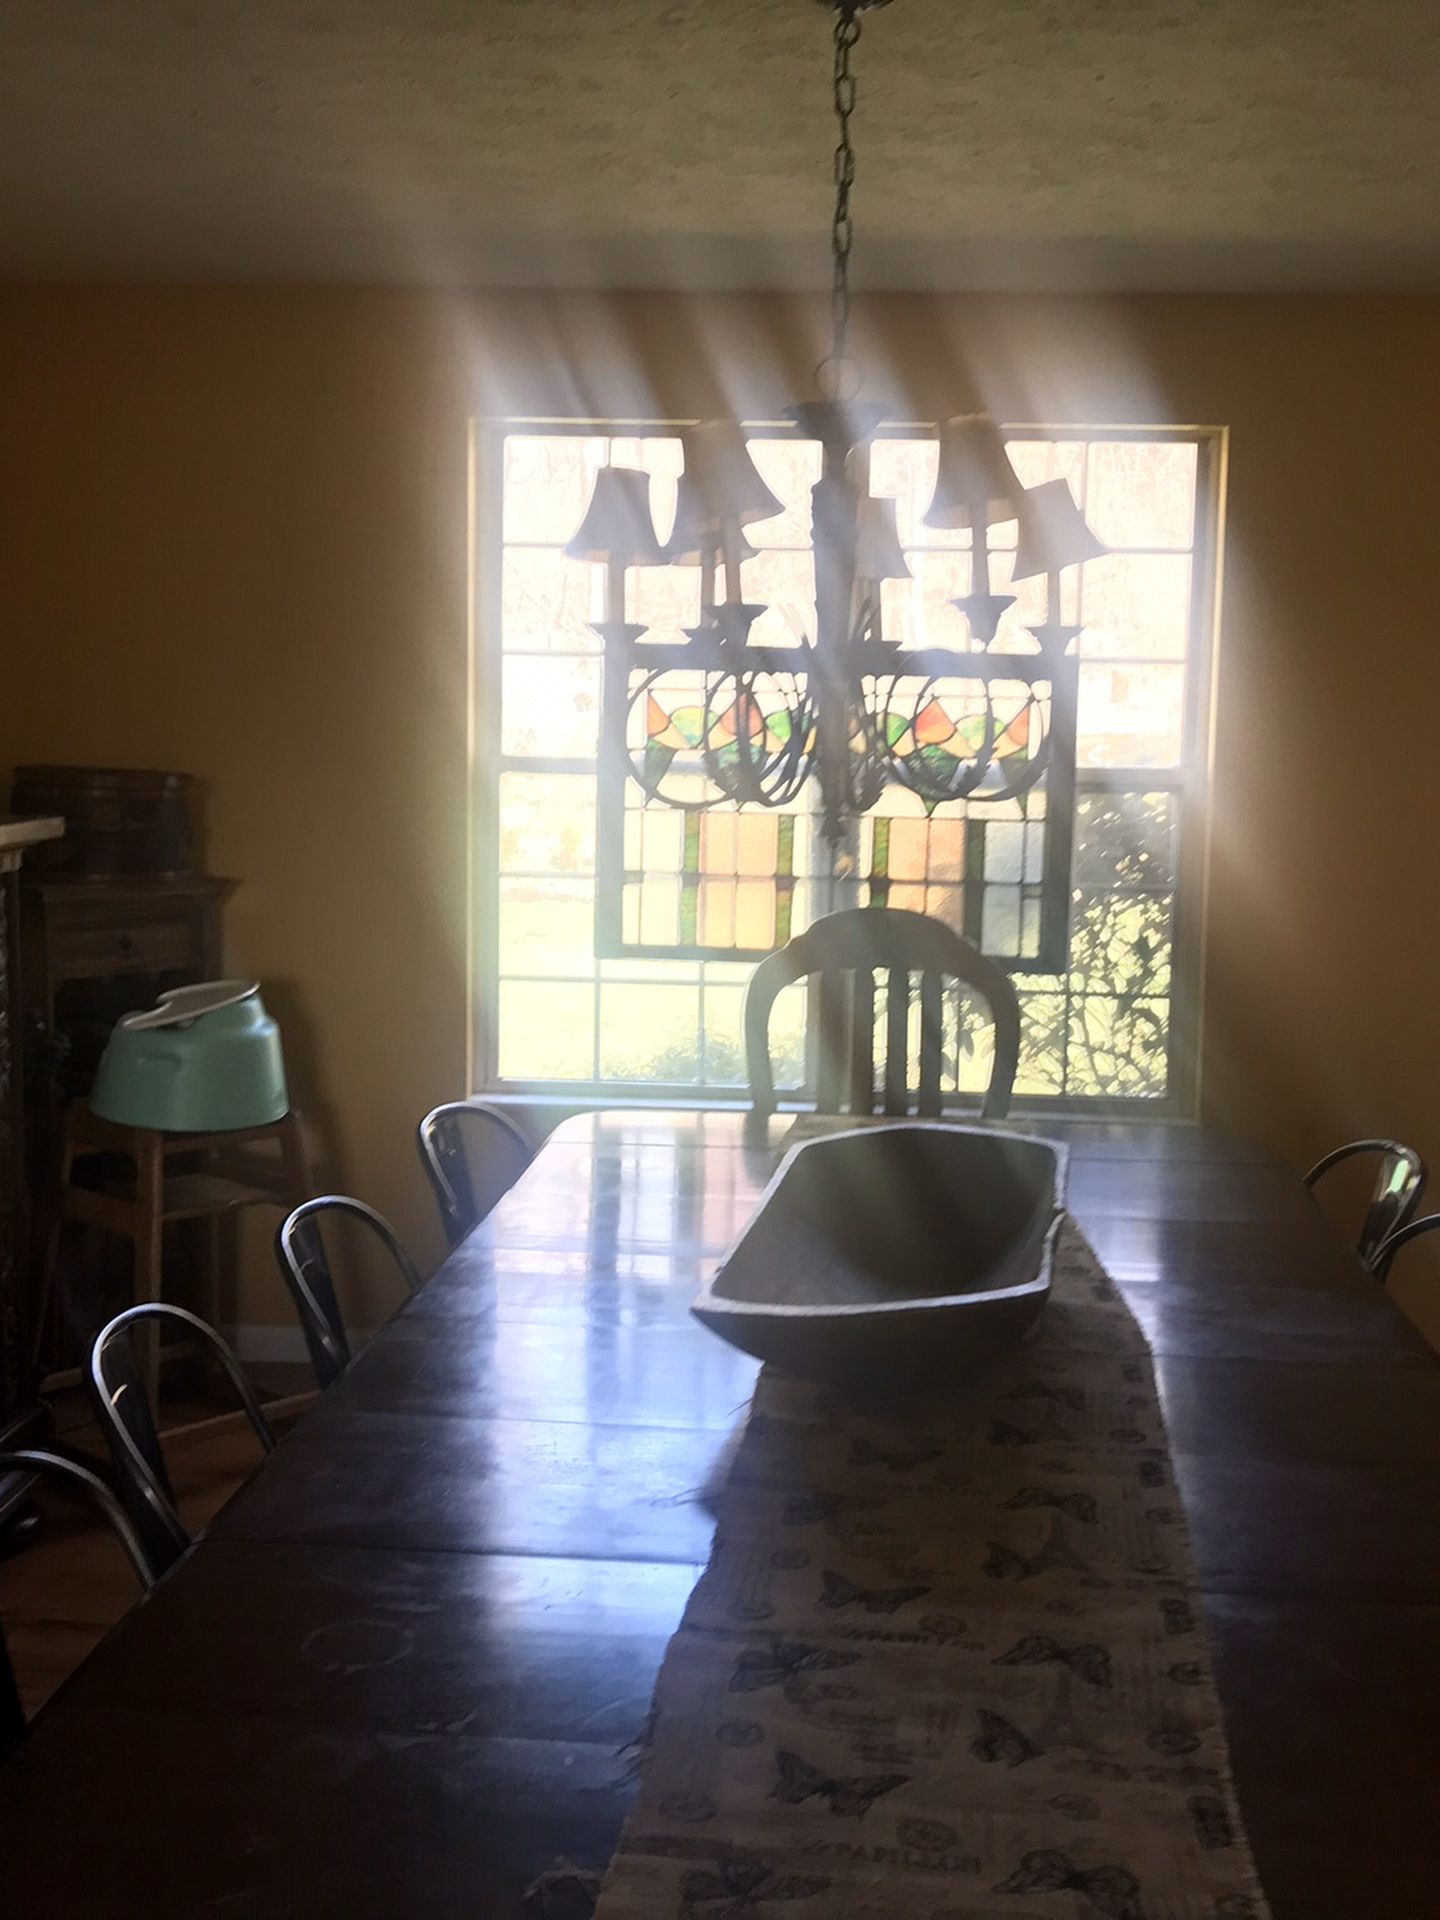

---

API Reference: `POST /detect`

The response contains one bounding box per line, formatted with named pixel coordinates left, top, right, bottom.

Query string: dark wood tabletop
left=2, top=1112, right=1437, bottom=1918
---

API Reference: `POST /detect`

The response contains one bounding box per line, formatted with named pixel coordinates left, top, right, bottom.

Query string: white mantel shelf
left=0, top=817, right=64, bottom=854
left=0, top=816, right=63, bottom=872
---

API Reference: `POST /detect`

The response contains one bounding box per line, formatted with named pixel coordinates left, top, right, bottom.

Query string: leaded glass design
left=484, top=426, right=1215, bottom=1105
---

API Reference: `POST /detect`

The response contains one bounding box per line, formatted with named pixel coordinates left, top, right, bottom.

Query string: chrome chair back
left=90, top=1303, right=276, bottom=1575
left=1303, top=1139, right=1427, bottom=1270
left=0, top=1448, right=157, bottom=1761
left=417, top=1101, right=534, bottom=1248
left=276, top=1195, right=422, bottom=1389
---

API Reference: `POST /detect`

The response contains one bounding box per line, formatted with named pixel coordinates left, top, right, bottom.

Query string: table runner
left=592, top=1220, right=1271, bottom=1920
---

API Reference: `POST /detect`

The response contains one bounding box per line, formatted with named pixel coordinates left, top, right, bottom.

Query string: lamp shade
left=679, top=421, right=784, bottom=530
left=665, top=473, right=760, bottom=565
left=565, top=467, right=667, bottom=566
left=1012, top=478, right=1106, bottom=580
left=922, top=413, right=1026, bottom=530
left=854, top=496, right=911, bottom=584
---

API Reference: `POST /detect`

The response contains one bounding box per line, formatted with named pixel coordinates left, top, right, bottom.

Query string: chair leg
left=133, top=1135, right=166, bottom=1424
left=278, top=1111, right=316, bottom=1209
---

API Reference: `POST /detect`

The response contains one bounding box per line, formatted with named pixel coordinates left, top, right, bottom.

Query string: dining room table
left=1, top=1108, right=1438, bottom=1918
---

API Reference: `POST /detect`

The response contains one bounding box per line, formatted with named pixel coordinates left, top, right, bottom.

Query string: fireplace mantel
left=1, top=816, right=63, bottom=1454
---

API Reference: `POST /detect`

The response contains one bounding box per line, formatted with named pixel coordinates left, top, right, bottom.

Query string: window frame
left=470, top=416, right=1226, bottom=1119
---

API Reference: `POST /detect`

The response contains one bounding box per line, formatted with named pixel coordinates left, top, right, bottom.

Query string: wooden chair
left=0, top=1448, right=157, bottom=1762
left=90, top=1304, right=277, bottom=1576
left=744, top=907, right=1021, bottom=1121
left=37, top=1102, right=315, bottom=1418
left=417, top=1101, right=535, bottom=1248
left=1303, top=1139, right=1427, bottom=1271
left=276, top=1197, right=422, bottom=1390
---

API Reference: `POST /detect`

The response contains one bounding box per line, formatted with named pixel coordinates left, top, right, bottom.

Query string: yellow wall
left=3, top=287, right=1439, bottom=1337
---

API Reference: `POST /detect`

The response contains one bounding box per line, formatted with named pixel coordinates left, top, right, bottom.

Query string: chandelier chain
left=829, top=3, right=864, bottom=371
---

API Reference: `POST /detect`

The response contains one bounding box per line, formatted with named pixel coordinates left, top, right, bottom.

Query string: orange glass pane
left=735, top=879, right=777, bottom=949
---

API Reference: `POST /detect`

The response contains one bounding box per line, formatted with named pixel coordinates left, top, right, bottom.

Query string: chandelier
left=564, top=0, right=1104, bottom=867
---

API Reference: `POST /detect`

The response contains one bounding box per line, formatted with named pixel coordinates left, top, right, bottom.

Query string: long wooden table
left=2, top=1112, right=1438, bottom=1916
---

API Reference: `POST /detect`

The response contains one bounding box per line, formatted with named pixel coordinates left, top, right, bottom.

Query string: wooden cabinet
left=21, top=876, right=233, bottom=1126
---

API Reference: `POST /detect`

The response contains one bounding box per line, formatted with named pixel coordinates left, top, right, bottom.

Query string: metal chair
left=276, top=1196, right=422, bottom=1390
left=90, top=1303, right=277, bottom=1576
left=1370, top=1213, right=1440, bottom=1285
left=1303, top=1139, right=1427, bottom=1271
left=744, top=906, right=1022, bottom=1121
left=418, top=1100, right=535, bottom=1248
left=0, top=1448, right=157, bottom=1762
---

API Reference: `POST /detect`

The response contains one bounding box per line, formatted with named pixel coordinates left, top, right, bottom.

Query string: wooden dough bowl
left=693, top=1123, right=1067, bottom=1385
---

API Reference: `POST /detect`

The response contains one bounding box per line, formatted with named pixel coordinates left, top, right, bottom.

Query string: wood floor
left=2, top=1368, right=310, bottom=1719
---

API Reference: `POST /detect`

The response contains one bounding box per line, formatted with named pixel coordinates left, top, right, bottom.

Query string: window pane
left=499, top=877, right=595, bottom=977
left=700, top=984, right=748, bottom=1086
left=1067, top=995, right=1169, bottom=1099
left=740, top=547, right=814, bottom=647
left=1073, top=791, right=1176, bottom=891
left=499, top=772, right=597, bottom=875
left=1079, top=553, right=1190, bottom=659
left=1071, top=891, right=1173, bottom=1001
left=599, top=983, right=701, bottom=1081
left=869, top=437, right=961, bottom=549
left=1084, top=440, right=1197, bottom=550
left=503, top=434, right=607, bottom=544
left=1017, top=990, right=1067, bottom=1096
left=1078, top=663, right=1185, bottom=768
left=501, top=547, right=603, bottom=654
left=497, top=980, right=595, bottom=1079
left=501, top=656, right=602, bottom=758
left=745, top=439, right=822, bottom=546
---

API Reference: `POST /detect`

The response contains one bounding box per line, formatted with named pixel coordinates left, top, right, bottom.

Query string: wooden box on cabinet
left=20, top=876, right=235, bottom=1128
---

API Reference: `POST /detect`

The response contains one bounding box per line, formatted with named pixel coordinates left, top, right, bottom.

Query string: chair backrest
left=1369, top=1212, right=1440, bottom=1284
left=417, top=1101, right=534, bottom=1248
left=90, top=1303, right=276, bottom=1575
left=0, top=1448, right=157, bottom=1762
left=276, top=1195, right=422, bottom=1390
left=744, top=907, right=1021, bottom=1121
left=1303, top=1138, right=1427, bottom=1270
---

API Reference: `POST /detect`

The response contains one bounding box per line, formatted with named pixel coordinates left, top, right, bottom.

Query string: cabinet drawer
left=52, top=917, right=203, bottom=980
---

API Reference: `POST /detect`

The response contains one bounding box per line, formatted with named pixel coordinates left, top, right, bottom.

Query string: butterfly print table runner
left=592, top=1220, right=1271, bottom=1920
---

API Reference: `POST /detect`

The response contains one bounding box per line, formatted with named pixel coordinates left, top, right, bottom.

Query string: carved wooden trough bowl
left=693, top=1123, right=1067, bottom=1385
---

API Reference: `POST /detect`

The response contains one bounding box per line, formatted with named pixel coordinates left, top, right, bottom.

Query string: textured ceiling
left=3, top=0, right=1440, bottom=288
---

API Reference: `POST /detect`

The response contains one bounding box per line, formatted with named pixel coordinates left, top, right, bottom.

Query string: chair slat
left=743, top=908, right=1021, bottom=1122
left=815, top=970, right=845, bottom=1113
left=849, top=970, right=876, bottom=1114
left=917, top=971, right=944, bottom=1116
left=883, top=967, right=909, bottom=1115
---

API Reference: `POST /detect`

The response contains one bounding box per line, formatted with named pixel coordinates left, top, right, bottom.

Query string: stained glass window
left=481, top=425, right=1217, bottom=1106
